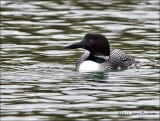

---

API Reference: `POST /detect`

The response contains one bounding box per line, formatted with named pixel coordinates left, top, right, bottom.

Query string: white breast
left=78, top=60, right=101, bottom=72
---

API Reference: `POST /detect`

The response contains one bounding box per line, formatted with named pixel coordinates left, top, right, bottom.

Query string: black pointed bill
left=65, top=41, right=84, bottom=49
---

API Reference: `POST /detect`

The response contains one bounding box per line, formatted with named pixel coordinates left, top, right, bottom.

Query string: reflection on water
left=81, top=72, right=109, bottom=82
left=1, top=0, right=159, bottom=120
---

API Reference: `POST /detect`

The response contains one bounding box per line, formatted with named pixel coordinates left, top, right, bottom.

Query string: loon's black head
left=65, top=33, right=110, bottom=56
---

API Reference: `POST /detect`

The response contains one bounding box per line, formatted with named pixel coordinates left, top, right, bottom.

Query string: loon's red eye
left=90, top=39, right=94, bottom=42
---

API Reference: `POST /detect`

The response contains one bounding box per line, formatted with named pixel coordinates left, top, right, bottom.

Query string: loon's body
left=65, top=33, right=136, bottom=72
left=76, top=49, right=136, bottom=72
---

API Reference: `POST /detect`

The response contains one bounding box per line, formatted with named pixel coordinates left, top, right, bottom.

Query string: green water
left=1, top=0, right=159, bottom=121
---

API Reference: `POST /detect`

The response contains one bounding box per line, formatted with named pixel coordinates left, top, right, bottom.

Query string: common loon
left=65, top=33, right=136, bottom=72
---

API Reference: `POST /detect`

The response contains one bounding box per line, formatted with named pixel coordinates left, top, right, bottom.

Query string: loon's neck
left=95, top=55, right=110, bottom=60
left=87, top=53, right=109, bottom=63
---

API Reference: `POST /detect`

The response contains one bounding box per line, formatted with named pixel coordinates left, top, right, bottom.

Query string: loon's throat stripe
left=95, top=55, right=109, bottom=60
left=93, top=56, right=109, bottom=63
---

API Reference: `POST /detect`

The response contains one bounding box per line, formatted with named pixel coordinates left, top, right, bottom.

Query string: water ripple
left=1, top=0, right=159, bottom=120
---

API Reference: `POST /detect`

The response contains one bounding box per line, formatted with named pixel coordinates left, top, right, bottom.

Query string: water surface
left=1, top=0, right=159, bottom=120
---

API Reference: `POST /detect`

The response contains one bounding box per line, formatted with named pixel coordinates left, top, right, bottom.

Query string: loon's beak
left=65, top=41, right=84, bottom=49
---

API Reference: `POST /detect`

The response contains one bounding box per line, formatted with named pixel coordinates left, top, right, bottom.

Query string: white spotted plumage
left=76, top=49, right=136, bottom=72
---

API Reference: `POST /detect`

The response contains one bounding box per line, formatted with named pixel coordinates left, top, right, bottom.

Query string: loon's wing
left=109, top=49, right=136, bottom=69
left=75, top=51, right=90, bottom=70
